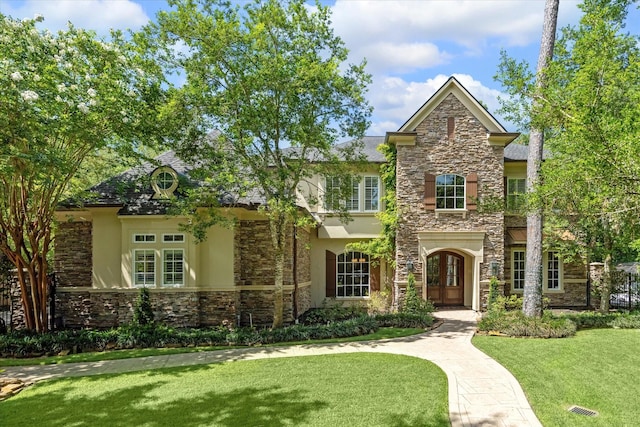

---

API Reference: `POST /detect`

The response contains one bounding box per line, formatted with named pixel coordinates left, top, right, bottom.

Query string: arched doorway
left=425, top=251, right=464, bottom=305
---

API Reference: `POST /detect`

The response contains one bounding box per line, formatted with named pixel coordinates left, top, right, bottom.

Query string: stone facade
left=56, top=289, right=240, bottom=329
left=54, top=221, right=92, bottom=287
left=395, top=93, right=505, bottom=309
left=49, top=218, right=314, bottom=329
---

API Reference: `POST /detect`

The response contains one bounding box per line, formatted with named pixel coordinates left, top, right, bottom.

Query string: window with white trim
left=134, top=249, right=155, bottom=287
left=163, top=249, right=184, bottom=287
left=512, top=250, right=526, bottom=290
left=546, top=251, right=560, bottom=290
left=346, top=179, right=360, bottom=211
left=507, top=178, right=526, bottom=212
left=134, top=234, right=156, bottom=243
left=336, top=251, right=370, bottom=297
left=436, top=174, right=465, bottom=209
left=324, top=175, right=380, bottom=213
left=364, top=176, right=380, bottom=211
left=510, top=250, right=563, bottom=291
left=163, top=234, right=185, bottom=243
left=131, top=232, right=187, bottom=288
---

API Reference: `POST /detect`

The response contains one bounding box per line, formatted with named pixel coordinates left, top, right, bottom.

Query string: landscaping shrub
left=133, top=287, right=154, bottom=326
left=402, top=272, right=435, bottom=316
left=478, top=310, right=577, bottom=338
left=366, top=289, right=392, bottom=315
left=299, top=303, right=367, bottom=325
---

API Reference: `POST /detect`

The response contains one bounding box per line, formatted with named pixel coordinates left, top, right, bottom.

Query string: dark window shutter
left=424, top=173, right=436, bottom=210
left=370, top=262, right=380, bottom=292
left=325, top=250, right=336, bottom=298
left=504, top=176, right=508, bottom=198
left=466, top=173, right=478, bottom=211
left=447, top=117, right=455, bottom=140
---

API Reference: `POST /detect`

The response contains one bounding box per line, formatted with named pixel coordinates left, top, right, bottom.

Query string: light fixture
left=406, top=259, right=414, bottom=273
left=490, top=260, right=499, bottom=277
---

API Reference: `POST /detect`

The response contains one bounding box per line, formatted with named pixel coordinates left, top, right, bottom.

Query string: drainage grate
left=568, top=405, right=598, bottom=417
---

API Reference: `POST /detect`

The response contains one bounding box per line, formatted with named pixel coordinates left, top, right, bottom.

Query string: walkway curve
left=0, top=309, right=541, bottom=427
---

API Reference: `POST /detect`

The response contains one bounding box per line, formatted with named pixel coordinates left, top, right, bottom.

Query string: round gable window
left=156, top=171, right=175, bottom=190
left=151, top=167, right=179, bottom=199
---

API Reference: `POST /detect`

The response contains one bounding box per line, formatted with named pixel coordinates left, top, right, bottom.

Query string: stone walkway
left=0, top=309, right=542, bottom=427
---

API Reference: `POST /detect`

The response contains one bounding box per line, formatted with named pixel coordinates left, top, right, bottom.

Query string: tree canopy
left=497, top=0, right=640, bottom=311
left=149, top=0, right=372, bottom=327
left=0, top=14, right=167, bottom=331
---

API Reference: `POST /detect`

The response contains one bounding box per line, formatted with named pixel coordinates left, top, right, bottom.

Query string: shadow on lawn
left=1, top=365, right=329, bottom=427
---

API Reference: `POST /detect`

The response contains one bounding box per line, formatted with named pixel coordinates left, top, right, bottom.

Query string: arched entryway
left=425, top=251, right=464, bottom=305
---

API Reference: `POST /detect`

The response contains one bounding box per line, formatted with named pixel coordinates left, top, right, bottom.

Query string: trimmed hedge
left=0, top=312, right=432, bottom=358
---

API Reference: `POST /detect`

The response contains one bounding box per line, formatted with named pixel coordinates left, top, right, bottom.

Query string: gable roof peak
left=399, top=75, right=507, bottom=134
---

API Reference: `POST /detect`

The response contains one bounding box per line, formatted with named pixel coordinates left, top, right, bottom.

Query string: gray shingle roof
left=504, top=143, right=549, bottom=161
left=78, top=137, right=528, bottom=214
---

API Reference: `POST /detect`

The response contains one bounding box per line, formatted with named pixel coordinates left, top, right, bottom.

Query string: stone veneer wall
left=236, top=220, right=295, bottom=286
left=395, top=93, right=504, bottom=286
left=56, top=289, right=240, bottom=329
left=504, top=213, right=590, bottom=308
left=54, top=221, right=92, bottom=287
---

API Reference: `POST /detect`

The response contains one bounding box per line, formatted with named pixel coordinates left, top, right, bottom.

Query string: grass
left=0, top=327, right=425, bottom=367
left=473, top=329, right=640, bottom=426
left=0, top=353, right=449, bottom=427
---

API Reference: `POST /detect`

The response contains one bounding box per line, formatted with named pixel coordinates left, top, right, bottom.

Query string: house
left=52, top=76, right=589, bottom=329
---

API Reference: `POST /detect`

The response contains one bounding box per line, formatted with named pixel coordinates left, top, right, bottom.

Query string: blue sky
left=2, top=0, right=639, bottom=135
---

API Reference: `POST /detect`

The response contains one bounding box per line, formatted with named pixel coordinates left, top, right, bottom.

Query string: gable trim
left=398, top=76, right=507, bottom=134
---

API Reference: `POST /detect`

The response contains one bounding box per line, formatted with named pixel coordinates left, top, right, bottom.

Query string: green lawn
left=0, top=353, right=448, bottom=427
left=473, top=329, right=640, bottom=426
left=0, top=327, right=425, bottom=367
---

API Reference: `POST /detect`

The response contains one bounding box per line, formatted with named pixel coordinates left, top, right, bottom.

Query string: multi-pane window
left=547, top=251, right=560, bottom=290
left=134, top=234, right=156, bottom=243
left=156, top=171, right=175, bottom=190
left=324, top=176, right=380, bottom=213
left=512, top=250, right=526, bottom=290
left=511, top=250, right=562, bottom=291
left=163, top=234, right=185, bottom=243
left=346, top=179, right=360, bottom=211
left=507, top=178, right=526, bottom=212
left=163, top=249, right=184, bottom=287
left=436, top=174, right=465, bottom=209
left=336, top=251, right=370, bottom=297
left=134, top=250, right=155, bottom=287
left=131, top=232, right=186, bottom=288
left=364, top=176, right=380, bottom=211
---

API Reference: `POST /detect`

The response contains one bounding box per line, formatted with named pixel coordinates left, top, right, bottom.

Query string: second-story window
left=507, top=178, right=526, bottom=212
left=436, top=174, right=465, bottom=209
left=324, top=175, right=380, bottom=213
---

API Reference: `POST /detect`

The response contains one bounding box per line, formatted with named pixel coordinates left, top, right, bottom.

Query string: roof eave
left=385, top=131, right=418, bottom=146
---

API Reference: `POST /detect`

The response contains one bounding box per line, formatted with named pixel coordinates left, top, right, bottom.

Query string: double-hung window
left=506, top=178, right=526, bottom=212
left=134, top=249, right=155, bottom=287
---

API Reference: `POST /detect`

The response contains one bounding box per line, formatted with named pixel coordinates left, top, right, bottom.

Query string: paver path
left=0, top=309, right=541, bottom=427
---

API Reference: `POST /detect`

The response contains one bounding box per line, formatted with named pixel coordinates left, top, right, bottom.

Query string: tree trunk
left=600, top=253, right=612, bottom=312
left=523, top=0, right=559, bottom=317
left=269, top=212, right=288, bottom=329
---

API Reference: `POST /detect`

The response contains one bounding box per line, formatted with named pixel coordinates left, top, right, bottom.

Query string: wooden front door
left=426, top=251, right=464, bottom=305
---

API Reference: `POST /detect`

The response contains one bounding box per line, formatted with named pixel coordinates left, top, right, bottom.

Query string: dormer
left=150, top=166, right=179, bottom=199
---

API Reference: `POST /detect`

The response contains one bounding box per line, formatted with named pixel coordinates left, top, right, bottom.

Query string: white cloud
left=2, top=0, right=149, bottom=34
left=368, top=73, right=507, bottom=134
left=330, top=0, right=581, bottom=76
